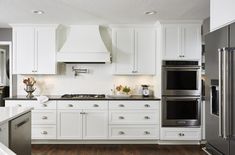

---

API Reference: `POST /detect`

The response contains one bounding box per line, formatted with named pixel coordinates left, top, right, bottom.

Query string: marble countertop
left=0, top=143, right=16, bottom=155
left=0, top=107, right=33, bottom=126
left=4, top=95, right=161, bottom=101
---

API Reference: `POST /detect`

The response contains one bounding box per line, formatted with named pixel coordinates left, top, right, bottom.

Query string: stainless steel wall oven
left=162, top=60, right=201, bottom=127
left=162, top=61, right=201, bottom=96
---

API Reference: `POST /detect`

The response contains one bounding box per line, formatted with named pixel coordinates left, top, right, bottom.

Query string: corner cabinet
left=112, top=27, right=156, bottom=75
left=12, top=25, right=58, bottom=74
left=162, top=23, right=201, bottom=60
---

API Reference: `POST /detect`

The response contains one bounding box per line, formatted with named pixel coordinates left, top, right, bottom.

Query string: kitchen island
left=0, top=107, right=32, bottom=155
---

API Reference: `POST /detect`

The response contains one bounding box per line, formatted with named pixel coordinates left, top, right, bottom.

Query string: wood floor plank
left=32, top=144, right=207, bottom=155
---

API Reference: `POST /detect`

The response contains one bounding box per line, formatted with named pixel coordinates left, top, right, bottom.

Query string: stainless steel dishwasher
left=9, top=112, right=31, bottom=155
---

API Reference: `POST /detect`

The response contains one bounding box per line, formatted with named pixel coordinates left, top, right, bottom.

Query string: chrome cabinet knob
left=119, top=131, right=125, bottom=135
left=119, top=116, right=125, bottom=119
left=144, top=116, right=150, bottom=119
left=144, top=104, right=150, bottom=107
left=178, top=133, right=185, bottom=136
left=42, top=104, right=47, bottom=107
left=42, top=116, right=48, bottom=120
left=18, top=104, right=22, bottom=107
left=119, top=104, right=125, bottom=107
left=144, top=131, right=150, bottom=135
left=68, top=104, right=73, bottom=107
left=93, top=104, right=99, bottom=107
left=132, top=70, right=138, bottom=73
left=41, top=131, right=48, bottom=135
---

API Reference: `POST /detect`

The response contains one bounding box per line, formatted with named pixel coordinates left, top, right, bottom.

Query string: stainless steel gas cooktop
left=61, top=94, right=106, bottom=99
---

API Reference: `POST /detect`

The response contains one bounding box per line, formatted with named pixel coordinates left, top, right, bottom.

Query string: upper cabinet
left=162, top=23, right=201, bottom=60
left=12, top=25, right=58, bottom=74
left=112, top=26, right=156, bottom=75
left=210, top=0, right=235, bottom=31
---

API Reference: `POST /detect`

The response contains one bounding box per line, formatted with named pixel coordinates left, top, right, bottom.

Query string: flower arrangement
left=23, top=77, right=36, bottom=98
left=23, top=77, right=36, bottom=86
left=115, top=85, right=131, bottom=95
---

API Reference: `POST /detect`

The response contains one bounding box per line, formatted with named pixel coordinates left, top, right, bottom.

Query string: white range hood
left=57, top=25, right=111, bottom=63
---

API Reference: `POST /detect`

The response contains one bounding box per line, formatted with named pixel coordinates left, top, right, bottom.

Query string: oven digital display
left=167, top=71, right=197, bottom=90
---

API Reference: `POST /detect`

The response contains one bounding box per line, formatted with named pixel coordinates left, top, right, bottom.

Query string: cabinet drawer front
left=80, top=101, right=108, bottom=109
left=161, top=128, right=201, bottom=140
left=5, top=100, right=35, bottom=107
left=33, top=101, right=57, bottom=110
left=32, top=110, right=56, bottom=125
left=109, top=125, right=159, bottom=139
left=57, top=101, right=81, bottom=109
left=109, top=110, right=159, bottom=125
left=5, top=100, right=56, bottom=109
left=109, top=101, right=159, bottom=110
left=32, top=125, right=56, bottom=139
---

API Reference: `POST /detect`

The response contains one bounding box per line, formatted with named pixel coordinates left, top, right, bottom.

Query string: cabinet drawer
left=57, top=101, right=108, bottom=110
left=5, top=100, right=56, bottom=110
left=109, top=110, right=159, bottom=125
left=160, top=128, right=201, bottom=140
left=57, top=101, right=82, bottom=109
left=109, top=101, right=159, bottom=110
left=109, top=125, right=159, bottom=139
left=32, top=110, right=56, bottom=125
left=32, top=125, right=56, bottom=139
left=81, top=101, right=108, bottom=109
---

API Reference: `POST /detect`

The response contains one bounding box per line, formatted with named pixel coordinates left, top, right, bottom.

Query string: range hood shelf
left=57, top=25, right=111, bottom=63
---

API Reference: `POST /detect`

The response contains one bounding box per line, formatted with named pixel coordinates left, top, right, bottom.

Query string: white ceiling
left=0, top=0, right=209, bottom=27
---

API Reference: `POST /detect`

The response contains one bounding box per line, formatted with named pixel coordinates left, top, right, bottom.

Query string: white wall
left=17, top=63, right=159, bottom=96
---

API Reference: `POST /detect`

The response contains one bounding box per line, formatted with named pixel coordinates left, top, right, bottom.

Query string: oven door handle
left=163, top=66, right=201, bottom=69
left=164, top=97, right=201, bottom=101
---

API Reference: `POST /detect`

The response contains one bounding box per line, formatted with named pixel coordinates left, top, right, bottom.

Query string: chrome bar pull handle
left=218, top=48, right=223, bottom=137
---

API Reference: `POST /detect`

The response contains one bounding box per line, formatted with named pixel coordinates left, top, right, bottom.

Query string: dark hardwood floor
left=32, top=144, right=207, bottom=155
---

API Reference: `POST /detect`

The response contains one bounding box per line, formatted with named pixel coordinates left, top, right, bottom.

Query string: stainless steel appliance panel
left=9, top=112, right=31, bottom=155
left=205, top=25, right=229, bottom=155
left=162, top=96, right=201, bottom=127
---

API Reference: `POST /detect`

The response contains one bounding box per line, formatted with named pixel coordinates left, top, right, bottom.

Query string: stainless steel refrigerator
left=205, top=23, right=235, bottom=155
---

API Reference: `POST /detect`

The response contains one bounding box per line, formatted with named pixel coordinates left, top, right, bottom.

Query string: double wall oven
left=162, top=61, right=201, bottom=127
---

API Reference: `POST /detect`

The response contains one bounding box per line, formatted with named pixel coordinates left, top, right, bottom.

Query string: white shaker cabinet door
left=112, top=28, right=135, bottom=74
left=57, top=110, right=83, bottom=139
left=83, top=110, right=108, bottom=139
left=135, top=28, right=156, bottom=74
left=162, top=24, right=181, bottom=60
left=36, top=27, right=56, bottom=74
left=181, top=25, right=201, bottom=60
left=13, top=27, right=35, bottom=74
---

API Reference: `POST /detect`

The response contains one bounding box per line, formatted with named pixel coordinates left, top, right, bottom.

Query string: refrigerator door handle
left=219, top=47, right=233, bottom=139
left=218, top=48, right=223, bottom=138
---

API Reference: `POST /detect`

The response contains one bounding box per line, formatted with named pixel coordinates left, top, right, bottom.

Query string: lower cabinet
left=83, top=110, right=108, bottom=139
left=57, top=110, right=83, bottom=139
left=57, top=101, right=109, bottom=140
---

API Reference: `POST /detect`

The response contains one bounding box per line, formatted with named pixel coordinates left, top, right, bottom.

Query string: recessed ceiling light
left=144, top=11, right=157, bottom=15
left=32, top=10, right=45, bottom=15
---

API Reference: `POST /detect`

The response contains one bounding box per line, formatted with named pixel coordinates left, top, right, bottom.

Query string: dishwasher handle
left=15, top=118, right=30, bottom=129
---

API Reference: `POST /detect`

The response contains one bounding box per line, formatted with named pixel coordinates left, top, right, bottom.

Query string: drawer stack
left=109, top=101, right=160, bottom=139
left=5, top=100, right=57, bottom=140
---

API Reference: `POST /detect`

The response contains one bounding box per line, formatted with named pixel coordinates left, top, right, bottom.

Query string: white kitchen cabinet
left=112, top=27, right=156, bottom=75
left=210, top=0, right=235, bottom=31
left=109, top=101, right=160, bottom=140
left=0, top=122, right=9, bottom=147
left=162, top=23, right=201, bottom=60
left=83, top=110, right=108, bottom=139
left=57, top=101, right=108, bottom=140
left=12, top=25, right=57, bottom=74
left=57, top=110, right=83, bottom=139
